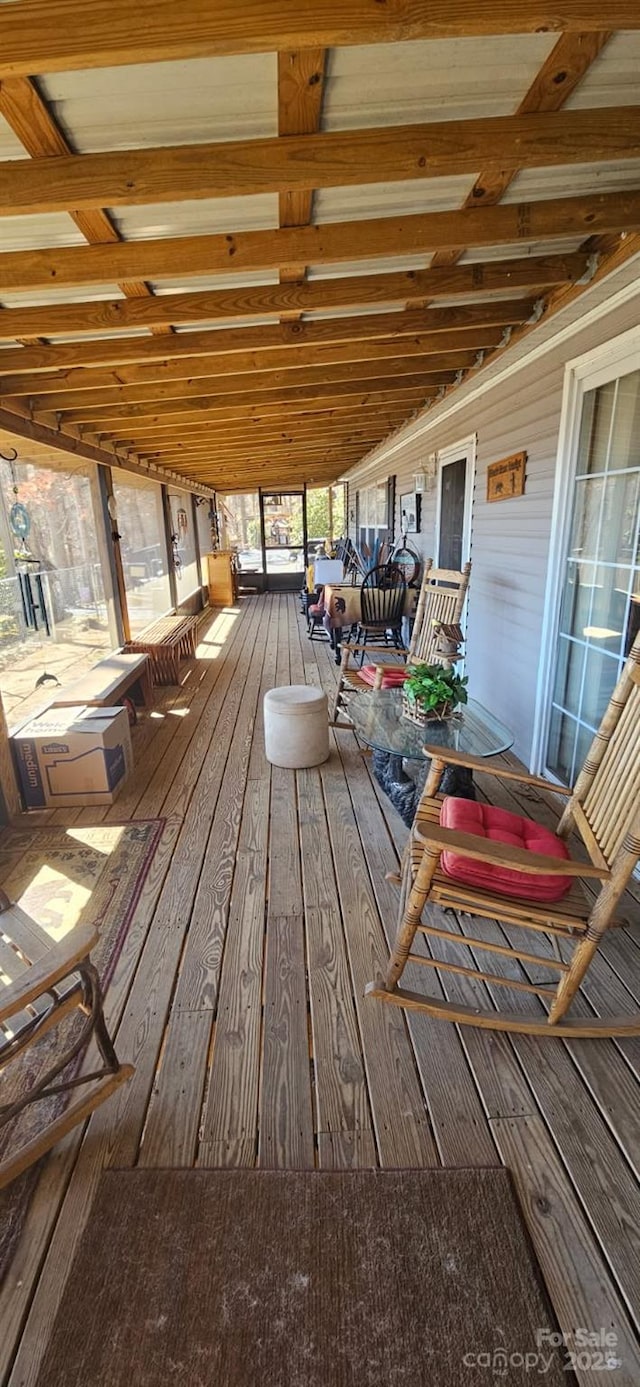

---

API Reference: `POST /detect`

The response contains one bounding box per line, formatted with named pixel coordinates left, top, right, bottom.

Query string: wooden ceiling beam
left=3, top=190, right=638, bottom=294
left=55, top=373, right=456, bottom=425
left=2, top=2, right=637, bottom=76
left=277, top=49, right=326, bottom=280
left=0, top=77, right=168, bottom=334
left=0, top=258, right=582, bottom=341
left=144, top=456, right=379, bottom=479
left=17, top=355, right=477, bottom=413
left=112, top=432, right=409, bottom=461
left=0, top=309, right=516, bottom=380
left=141, top=452, right=389, bottom=474
left=2, top=109, right=639, bottom=214
left=431, top=32, right=612, bottom=269
left=121, top=416, right=407, bottom=448
left=71, top=390, right=439, bottom=435
left=98, top=415, right=424, bottom=451
left=90, top=405, right=433, bottom=446
left=0, top=409, right=209, bottom=492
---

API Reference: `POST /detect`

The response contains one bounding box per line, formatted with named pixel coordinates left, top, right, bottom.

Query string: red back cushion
left=439, top=797, right=573, bottom=903
left=358, top=664, right=408, bottom=689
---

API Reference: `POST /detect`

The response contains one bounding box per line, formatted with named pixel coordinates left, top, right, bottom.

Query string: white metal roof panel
left=302, top=304, right=406, bottom=321
left=565, top=33, right=640, bottom=109
left=308, top=254, right=434, bottom=278
left=45, top=327, right=154, bottom=343
left=0, top=115, right=26, bottom=160
left=460, top=236, right=586, bottom=263
left=37, top=54, right=278, bottom=152
left=433, top=288, right=548, bottom=307
left=150, top=270, right=280, bottom=294
left=173, top=316, right=274, bottom=333
left=504, top=157, right=640, bottom=203
left=0, top=212, right=86, bottom=252
left=314, top=175, right=477, bottom=225
left=1, top=284, right=124, bottom=307
left=322, top=35, right=557, bottom=130
left=111, top=194, right=279, bottom=241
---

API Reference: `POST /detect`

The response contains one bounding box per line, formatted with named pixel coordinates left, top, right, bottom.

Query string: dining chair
left=331, top=559, right=471, bottom=726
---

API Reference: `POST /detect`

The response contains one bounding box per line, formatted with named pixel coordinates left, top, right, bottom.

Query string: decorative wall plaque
left=486, top=451, right=527, bottom=503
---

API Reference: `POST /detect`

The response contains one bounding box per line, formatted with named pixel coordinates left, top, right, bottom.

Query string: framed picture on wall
left=399, top=491, right=420, bottom=534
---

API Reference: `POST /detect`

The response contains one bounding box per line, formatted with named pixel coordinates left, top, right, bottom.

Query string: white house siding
left=344, top=262, right=640, bottom=766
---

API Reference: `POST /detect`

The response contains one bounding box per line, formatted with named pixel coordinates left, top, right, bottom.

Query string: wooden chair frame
left=0, top=897, right=133, bottom=1188
left=367, top=632, right=640, bottom=1037
left=331, top=559, right=471, bottom=726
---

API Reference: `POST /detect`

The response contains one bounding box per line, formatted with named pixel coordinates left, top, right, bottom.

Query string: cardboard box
left=12, top=705, right=133, bottom=809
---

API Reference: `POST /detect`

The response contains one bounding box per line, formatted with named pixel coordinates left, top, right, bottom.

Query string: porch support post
left=98, top=465, right=129, bottom=645
left=0, top=693, right=22, bottom=819
left=191, top=492, right=205, bottom=606
left=161, top=484, right=179, bottom=612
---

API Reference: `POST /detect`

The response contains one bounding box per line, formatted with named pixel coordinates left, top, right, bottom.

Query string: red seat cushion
left=358, top=663, right=408, bottom=689
left=439, top=797, right=573, bottom=903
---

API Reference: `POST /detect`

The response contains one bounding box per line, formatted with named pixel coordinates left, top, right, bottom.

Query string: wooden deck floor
left=2, top=594, right=640, bottom=1384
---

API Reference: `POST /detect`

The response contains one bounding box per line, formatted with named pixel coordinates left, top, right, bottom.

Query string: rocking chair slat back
left=569, top=637, right=640, bottom=867
left=409, top=560, right=471, bottom=666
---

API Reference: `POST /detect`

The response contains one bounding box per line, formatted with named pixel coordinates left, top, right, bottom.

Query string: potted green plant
left=401, top=662, right=468, bottom=725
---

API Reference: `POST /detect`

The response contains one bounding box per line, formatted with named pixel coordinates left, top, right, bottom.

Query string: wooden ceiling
left=0, top=4, right=639, bottom=493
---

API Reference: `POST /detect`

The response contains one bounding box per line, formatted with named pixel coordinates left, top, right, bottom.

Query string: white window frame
left=531, top=324, right=640, bottom=774
left=433, top=434, right=476, bottom=567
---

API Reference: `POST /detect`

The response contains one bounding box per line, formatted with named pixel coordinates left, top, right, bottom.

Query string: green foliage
left=404, top=662, right=468, bottom=713
left=0, top=613, right=19, bottom=641
left=304, top=487, right=330, bottom=540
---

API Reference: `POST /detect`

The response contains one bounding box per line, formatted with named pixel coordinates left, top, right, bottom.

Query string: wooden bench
left=125, top=614, right=198, bottom=685
left=51, top=651, right=153, bottom=710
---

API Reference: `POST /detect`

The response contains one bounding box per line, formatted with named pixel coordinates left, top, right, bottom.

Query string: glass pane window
left=546, top=366, right=640, bottom=784
left=262, top=493, right=305, bottom=576
left=112, top=474, right=172, bottom=636
left=168, top=491, right=199, bottom=598
left=358, top=480, right=389, bottom=554
left=196, top=500, right=215, bottom=585
left=219, top=493, right=263, bottom=572
left=0, top=455, right=115, bottom=727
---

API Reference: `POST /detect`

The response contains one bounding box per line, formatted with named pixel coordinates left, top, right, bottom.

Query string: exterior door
left=544, top=365, right=640, bottom=784
left=437, top=456, right=467, bottom=570
left=261, top=492, right=307, bottom=592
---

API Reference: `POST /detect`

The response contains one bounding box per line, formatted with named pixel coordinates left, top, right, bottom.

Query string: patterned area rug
left=0, top=819, right=164, bottom=1280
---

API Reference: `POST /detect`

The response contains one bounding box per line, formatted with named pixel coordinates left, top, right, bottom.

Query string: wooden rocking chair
left=367, top=631, right=640, bottom=1037
left=331, top=559, right=471, bottom=726
left=0, top=894, right=133, bottom=1188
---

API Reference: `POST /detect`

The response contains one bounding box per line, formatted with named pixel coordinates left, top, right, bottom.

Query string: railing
left=0, top=562, right=108, bottom=651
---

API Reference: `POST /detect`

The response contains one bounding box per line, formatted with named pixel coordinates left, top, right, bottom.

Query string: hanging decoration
left=208, top=504, right=220, bottom=551
left=3, top=447, right=33, bottom=553
left=170, top=532, right=183, bottom=576
left=9, top=501, right=30, bottom=541
left=176, top=506, right=189, bottom=536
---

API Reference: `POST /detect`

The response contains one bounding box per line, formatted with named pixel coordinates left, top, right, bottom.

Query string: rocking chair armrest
left=414, top=822, right=610, bottom=879
left=0, top=922, right=99, bottom=1024
left=341, top=641, right=409, bottom=656
left=420, top=744, right=573, bottom=796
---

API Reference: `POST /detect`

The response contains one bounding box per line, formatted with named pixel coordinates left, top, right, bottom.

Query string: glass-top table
left=347, top=689, right=513, bottom=760
left=346, top=688, right=513, bottom=825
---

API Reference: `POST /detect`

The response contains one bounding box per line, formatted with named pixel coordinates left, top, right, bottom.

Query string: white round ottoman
left=264, top=685, right=329, bottom=769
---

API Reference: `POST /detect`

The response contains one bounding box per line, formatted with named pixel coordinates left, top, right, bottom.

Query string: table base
left=371, top=751, right=476, bottom=827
